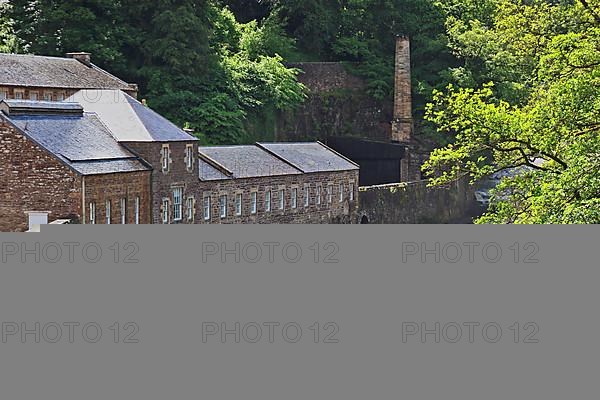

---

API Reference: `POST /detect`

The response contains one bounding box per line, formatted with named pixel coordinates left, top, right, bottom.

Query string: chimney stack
left=391, top=35, right=413, bottom=142
left=66, top=52, right=92, bottom=66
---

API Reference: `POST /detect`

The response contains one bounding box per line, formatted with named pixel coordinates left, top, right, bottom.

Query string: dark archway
left=360, top=215, right=369, bottom=224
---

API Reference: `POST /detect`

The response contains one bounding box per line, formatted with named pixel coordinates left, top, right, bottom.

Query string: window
left=56, top=93, right=64, bottom=101
left=162, top=199, right=169, bottom=224
left=89, top=203, right=96, bottom=225
left=105, top=201, right=111, bottom=224
left=120, top=198, right=127, bottom=224
left=135, top=197, right=140, bottom=224
left=0, top=90, right=7, bottom=100
left=44, top=92, right=52, bottom=101
left=203, top=195, right=211, bottom=221
left=235, top=193, right=242, bottom=216
left=265, top=190, right=272, bottom=212
left=14, top=91, right=23, bottom=100
left=339, top=183, right=344, bottom=202
left=219, top=195, right=227, bottom=218
left=173, top=188, right=183, bottom=221
left=328, top=184, right=334, bottom=204
left=251, top=192, right=257, bottom=214
left=291, top=188, right=297, bottom=209
left=187, top=197, right=195, bottom=221
left=161, top=145, right=170, bottom=172
left=185, top=145, right=194, bottom=171
left=279, top=189, right=285, bottom=210
left=316, top=186, right=322, bottom=205
left=304, top=186, right=310, bottom=207
left=349, top=183, right=355, bottom=201
left=30, top=92, right=38, bottom=101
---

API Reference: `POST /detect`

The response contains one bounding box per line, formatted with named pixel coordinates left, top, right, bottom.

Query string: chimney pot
left=66, top=52, right=92, bottom=66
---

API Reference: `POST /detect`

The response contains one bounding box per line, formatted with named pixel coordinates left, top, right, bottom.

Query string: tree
left=424, top=0, right=600, bottom=223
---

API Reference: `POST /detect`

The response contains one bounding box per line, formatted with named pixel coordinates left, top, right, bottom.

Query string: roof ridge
left=255, top=142, right=306, bottom=173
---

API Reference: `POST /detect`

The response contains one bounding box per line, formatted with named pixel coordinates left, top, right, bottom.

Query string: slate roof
left=3, top=109, right=149, bottom=175
left=257, top=142, right=359, bottom=173
left=198, top=159, right=232, bottom=181
left=0, top=53, right=132, bottom=90
left=67, top=90, right=196, bottom=142
left=198, top=145, right=302, bottom=179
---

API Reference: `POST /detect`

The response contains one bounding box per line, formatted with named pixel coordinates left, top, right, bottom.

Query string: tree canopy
left=424, top=0, right=600, bottom=223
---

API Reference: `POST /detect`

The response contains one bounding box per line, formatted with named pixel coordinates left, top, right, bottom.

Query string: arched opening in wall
left=360, top=215, right=369, bottom=224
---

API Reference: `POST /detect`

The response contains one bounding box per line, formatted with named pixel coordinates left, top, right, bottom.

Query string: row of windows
left=202, top=182, right=356, bottom=221
left=160, top=182, right=356, bottom=223
left=88, top=198, right=141, bottom=225
left=0, top=90, right=65, bottom=101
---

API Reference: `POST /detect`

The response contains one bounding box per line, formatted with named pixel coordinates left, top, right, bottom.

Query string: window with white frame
left=339, top=183, right=344, bottom=202
left=304, top=186, right=310, bottom=207
left=0, top=90, right=7, bottom=100
left=44, top=92, right=52, bottom=101
left=161, top=145, right=170, bottom=173
left=120, top=198, right=127, bottom=224
left=105, top=201, right=111, bottom=224
left=135, top=197, right=140, bottom=224
left=316, top=186, right=322, bottom=205
left=187, top=196, right=195, bottom=221
left=265, top=190, right=272, bottom=212
left=203, top=195, right=211, bottom=221
left=14, top=91, right=23, bottom=100
left=89, top=203, right=96, bottom=225
left=173, top=188, right=183, bottom=221
left=279, top=189, right=285, bottom=210
left=327, top=184, right=333, bottom=204
left=162, top=199, right=169, bottom=224
left=251, top=192, right=257, bottom=214
left=56, top=93, right=64, bottom=101
left=219, top=195, right=227, bottom=218
left=185, top=145, right=194, bottom=172
left=30, top=92, right=38, bottom=101
left=235, top=193, right=242, bottom=216
left=349, top=182, right=355, bottom=201
left=291, top=188, right=297, bottom=209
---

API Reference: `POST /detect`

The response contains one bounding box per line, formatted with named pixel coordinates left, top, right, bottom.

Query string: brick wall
left=124, top=141, right=200, bottom=224
left=83, top=172, right=152, bottom=225
left=197, top=170, right=359, bottom=224
left=0, top=120, right=82, bottom=232
left=358, top=179, right=479, bottom=224
left=0, top=120, right=153, bottom=231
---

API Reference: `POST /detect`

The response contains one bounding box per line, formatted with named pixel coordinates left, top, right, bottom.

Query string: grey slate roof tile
left=0, top=53, right=131, bottom=90
left=6, top=112, right=149, bottom=175
left=198, top=159, right=232, bottom=181
left=198, top=145, right=301, bottom=179
left=258, top=142, right=359, bottom=173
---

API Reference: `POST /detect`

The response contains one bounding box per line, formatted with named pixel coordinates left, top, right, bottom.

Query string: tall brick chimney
left=391, top=35, right=413, bottom=142
left=66, top=52, right=92, bottom=66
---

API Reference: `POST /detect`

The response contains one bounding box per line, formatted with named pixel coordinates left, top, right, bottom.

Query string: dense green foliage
left=1, top=0, right=456, bottom=141
left=424, top=0, right=600, bottom=223
left=2, top=0, right=306, bottom=144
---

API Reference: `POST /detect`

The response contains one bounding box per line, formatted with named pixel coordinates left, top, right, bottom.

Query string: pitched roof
left=257, top=142, right=359, bottom=173
left=0, top=53, right=132, bottom=91
left=67, top=90, right=196, bottom=142
left=2, top=105, right=149, bottom=175
left=198, top=159, right=232, bottom=181
left=198, top=145, right=302, bottom=179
